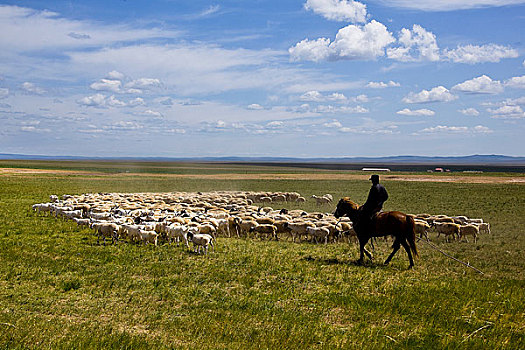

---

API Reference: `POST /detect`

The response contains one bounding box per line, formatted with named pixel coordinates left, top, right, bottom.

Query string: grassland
left=0, top=161, right=524, bottom=349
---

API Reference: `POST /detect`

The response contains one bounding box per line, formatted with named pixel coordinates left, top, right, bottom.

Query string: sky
left=0, top=0, right=524, bottom=158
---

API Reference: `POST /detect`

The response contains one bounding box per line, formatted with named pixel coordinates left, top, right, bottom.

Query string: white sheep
left=434, top=222, right=461, bottom=242
left=306, top=226, right=330, bottom=244
left=166, top=224, right=189, bottom=247
left=138, top=229, right=158, bottom=246
left=187, top=231, right=214, bottom=255
left=90, top=222, right=120, bottom=245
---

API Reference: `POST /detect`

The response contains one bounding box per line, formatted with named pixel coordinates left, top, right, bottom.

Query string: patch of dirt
left=1, top=167, right=523, bottom=184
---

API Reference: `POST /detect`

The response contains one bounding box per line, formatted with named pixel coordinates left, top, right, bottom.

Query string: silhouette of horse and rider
left=334, top=175, right=418, bottom=268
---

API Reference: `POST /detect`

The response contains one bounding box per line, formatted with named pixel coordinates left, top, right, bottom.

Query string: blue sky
left=0, top=0, right=524, bottom=157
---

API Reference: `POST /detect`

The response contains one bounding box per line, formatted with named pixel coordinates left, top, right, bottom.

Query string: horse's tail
left=406, top=214, right=419, bottom=258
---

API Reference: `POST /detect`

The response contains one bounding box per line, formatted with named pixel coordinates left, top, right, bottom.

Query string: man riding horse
left=356, top=174, right=388, bottom=234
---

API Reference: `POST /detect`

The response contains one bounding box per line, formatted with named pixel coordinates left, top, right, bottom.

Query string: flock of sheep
left=32, top=191, right=490, bottom=254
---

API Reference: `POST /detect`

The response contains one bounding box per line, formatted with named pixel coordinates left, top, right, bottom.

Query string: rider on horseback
left=357, top=174, right=388, bottom=233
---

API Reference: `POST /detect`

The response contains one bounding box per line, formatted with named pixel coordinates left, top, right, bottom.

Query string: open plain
left=0, top=160, right=524, bottom=349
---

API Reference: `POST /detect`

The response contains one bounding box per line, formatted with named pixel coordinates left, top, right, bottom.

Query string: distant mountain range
left=1, top=153, right=525, bottom=165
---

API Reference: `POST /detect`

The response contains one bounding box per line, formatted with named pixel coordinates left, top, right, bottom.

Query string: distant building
left=434, top=167, right=444, bottom=172
left=362, top=167, right=391, bottom=172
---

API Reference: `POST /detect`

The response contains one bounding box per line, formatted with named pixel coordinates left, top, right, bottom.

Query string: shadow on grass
left=301, top=255, right=406, bottom=271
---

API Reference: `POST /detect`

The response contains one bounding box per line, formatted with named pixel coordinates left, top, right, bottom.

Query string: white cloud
left=452, top=75, right=503, bottom=94
left=290, top=20, right=395, bottom=62
left=505, top=75, right=525, bottom=89
left=0, top=88, right=8, bottom=99
left=443, top=44, right=518, bottom=64
left=402, top=86, right=457, bottom=103
left=387, top=25, right=440, bottom=62
left=0, top=5, right=179, bottom=52
left=304, top=0, right=367, bottom=23
left=125, top=78, right=161, bottom=90
left=488, top=105, right=525, bottom=118
left=323, top=120, right=343, bottom=128
left=314, top=105, right=369, bottom=113
left=90, top=79, right=122, bottom=92
left=107, top=70, right=126, bottom=80
left=143, top=109, right=163, bottom=118
left=396, top=108, right=435, bottom=116
left=366, top=80, right=400, bottom=88
left=247, top=103, right=264, bottom=110
left=198, top=5, right=221, bottom=17
left=375, top=1, right=525, bottom=11
left=417, top=125, right=493, bottom=134
left=459, top=108, right=480, bottom=116
left=300, top=90, right=348, bottom=102
left=22, top=82, right=46, bottom=95
left=77, top=93, right=141, bottom=108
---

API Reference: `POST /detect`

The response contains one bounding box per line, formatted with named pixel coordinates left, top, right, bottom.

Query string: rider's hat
left=369, top=174, right=379, bottom=182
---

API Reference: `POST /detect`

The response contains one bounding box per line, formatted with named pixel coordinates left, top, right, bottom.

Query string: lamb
left=434, top=222, right=461, bottom=242
left=306, top=226, right=330, bottom=244
left=459, top=224, right=479, bottom=243
left=187, top=231, right=214, bottom=255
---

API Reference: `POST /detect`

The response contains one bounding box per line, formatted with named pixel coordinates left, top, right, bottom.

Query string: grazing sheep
left=90, top=222, right=120, bottom=245
left=138, top=229, right=158, bottom=246
left=459, top=224, right=479, bottom=243
left=285, top=221, right=315, bottom=242
left=434, top=222, right=461, bottom=242
left=187, top=232, right=214, bottom=255
left=311, top=195, right=331, bottom=205
left=249, top=224, right=278, bottom=240
left=306, top=226, right=330, bottom=244
left=166, top=224, right=189, bottom=247
left=478, top=223, right=491, bottom=234
left=414, top=219, right=431, bottom=239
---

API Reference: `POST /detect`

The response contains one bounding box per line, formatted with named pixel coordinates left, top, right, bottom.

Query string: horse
left=334, top=197, right=418, bottom=268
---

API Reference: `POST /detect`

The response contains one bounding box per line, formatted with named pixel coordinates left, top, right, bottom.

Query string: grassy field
left=0, top=161, right=524, bottom=349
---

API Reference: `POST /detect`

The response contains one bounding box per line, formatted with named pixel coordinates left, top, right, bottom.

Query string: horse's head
left=334, top=197, right=360, bottom=219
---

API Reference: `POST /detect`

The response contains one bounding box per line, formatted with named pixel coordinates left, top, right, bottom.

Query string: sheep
left=459, top=224, right=480, bottom=243
left=434, top=222, right=461, bottom=242
left=73, top=218, right=91, bottom=227
left=166, top=224, right=189, bottom=247
left=32, top=203, right=53, bottom=215
left=249, top=224, right=278, bottom=240
left=49, top=195, right=59, bottom=202
left=311, top=195, right=331, bottom=205
left=414, top=219, right=431, bottom=240
left=138, top=229, right=158, bottom=246
left=90, top=222, right=120, bottom=245
left=296, top=196, right=306, bottom=203
left=233, top=217, right=258, bottom=237
left=285, top=221, right=315, bottom=242
left=306, top=226, right=330, bottom=244
left=478, top=223, right=491, bottom=234
left=187, top=231, right=214, bottom=255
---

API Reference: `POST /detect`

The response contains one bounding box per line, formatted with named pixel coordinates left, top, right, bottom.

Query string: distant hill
left=1, top=153, right=525, bottom=165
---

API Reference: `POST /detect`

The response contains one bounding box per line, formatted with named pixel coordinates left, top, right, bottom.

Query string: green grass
left=0, top=162, right=524, bottom=349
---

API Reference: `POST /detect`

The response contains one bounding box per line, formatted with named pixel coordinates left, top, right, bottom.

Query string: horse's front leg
left=384, top=239, right=401, bottom=265
left=358, top=237, right=373, bottom=264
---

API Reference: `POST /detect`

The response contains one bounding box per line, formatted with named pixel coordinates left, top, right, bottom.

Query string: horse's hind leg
left=400, top=240, right=415, bottom=268
left=384, top=239, right=401, bottom=265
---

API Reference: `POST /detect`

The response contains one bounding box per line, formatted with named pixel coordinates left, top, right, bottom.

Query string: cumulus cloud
left=289, top=20, right=395, bottom=62
left=77, top=93, right=140, bottom=108
left=22, top=82, right=46, bottom=95
left=143, top=109, right=163, bottom=118
left=488, top=104, right=525, bottom=118
left=304, top=0, right=367, bottom=23
left=417, top=125, right=493, bottom=134
left=125, top=78, right=161, bottom=90
left=366, top=80, right=400, bottom=88
left=107, top=70, right=126, bottom=80
left=459, top=108, right=480, bottom=116
left=300, top=90, right=347, bottom=102
left=323, top=120, right=343, bottom=128
left=387, top=25, right=440, bottom=62
left=452, top=75, right=503, bottom=94
left=375, top=0, right=525, bottom=11
left=90, top=79, right=122, bottom=92
left=505, top=75, right=525, bottom=89
left=247, top=103, right=264, bottom=110
left=443, top=44, right=518, bottom=64
left=402, top=86, right=457, bottom=103
left=396, top=108, right=435, bottom=116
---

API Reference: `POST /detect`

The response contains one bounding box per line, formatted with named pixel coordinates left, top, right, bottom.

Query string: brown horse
left=334, top=197, right=418, bottom=268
